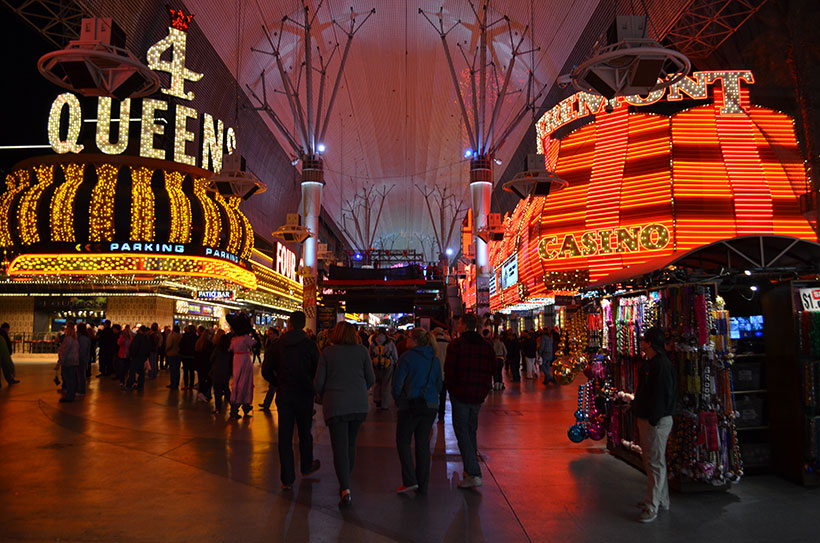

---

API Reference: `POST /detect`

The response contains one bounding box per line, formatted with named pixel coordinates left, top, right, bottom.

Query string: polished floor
left=1, top=358, right=818, bottom=543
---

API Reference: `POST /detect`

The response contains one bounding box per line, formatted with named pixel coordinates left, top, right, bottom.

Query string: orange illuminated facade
left=489, top=70, right=815, bottom=312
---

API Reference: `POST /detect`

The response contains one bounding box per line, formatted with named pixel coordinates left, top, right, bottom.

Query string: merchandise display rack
left=762, top=281, right=820, bottom=486
left=595, top=283, right=742, bottom=491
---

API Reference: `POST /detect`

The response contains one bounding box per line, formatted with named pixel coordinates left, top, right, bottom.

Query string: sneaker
left=397, top=484, right=418, bottom=494
left=339, top=489, right=352, bottom=508
left=458, top=475, right=481, bottom=489
left=638, top=508, right=658, bottom=523
left=302, top=460, right=321, bottom=476
left=637, top=502, right=669, bottom=511
left=281, top=484, right=293, bottom=491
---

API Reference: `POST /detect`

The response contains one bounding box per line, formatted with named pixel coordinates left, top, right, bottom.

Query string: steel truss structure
left=662, top=0, right=769, bottom=59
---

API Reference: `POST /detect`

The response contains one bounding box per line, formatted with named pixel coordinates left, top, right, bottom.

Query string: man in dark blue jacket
left=272, top=310, right=321, bottom=490
left=633, top=326, right=676, bottom=523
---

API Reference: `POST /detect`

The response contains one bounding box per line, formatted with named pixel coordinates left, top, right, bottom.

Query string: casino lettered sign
left=489, top=69, right=815, bottom=312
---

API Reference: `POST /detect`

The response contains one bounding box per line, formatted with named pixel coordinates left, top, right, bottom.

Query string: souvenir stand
left=575, top=283, right=743, bottom=491
left=762, top=280, right=820, bottom=485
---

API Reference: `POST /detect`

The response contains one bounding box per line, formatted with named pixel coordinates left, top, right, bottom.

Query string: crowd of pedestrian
left=40, top=309, right=569, bottom=509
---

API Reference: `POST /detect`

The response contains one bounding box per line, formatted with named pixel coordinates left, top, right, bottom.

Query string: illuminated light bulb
left=317, top=143, right=326, bottom=153
left=750, top=285, right=758, bottom=292
left=744, top=270, right=752, bottom=276
left=446, top=248, right=453, bottom=256
left=464, top=149, right=473, bottom=158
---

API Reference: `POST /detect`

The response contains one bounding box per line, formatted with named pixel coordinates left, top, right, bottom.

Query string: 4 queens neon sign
left=538, top=223, right=670, bottom=261
left=46, top=23, right=237, bottom=172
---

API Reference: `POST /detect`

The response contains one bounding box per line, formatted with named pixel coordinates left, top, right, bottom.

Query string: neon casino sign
left=45, top=12, right=237, bottom=172
left=538, top=223, right=670, bottom=261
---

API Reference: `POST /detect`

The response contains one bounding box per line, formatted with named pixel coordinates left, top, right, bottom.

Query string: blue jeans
left=167, top=356, right=181, bottom=388
left=451, top=399, right=482, bottom=477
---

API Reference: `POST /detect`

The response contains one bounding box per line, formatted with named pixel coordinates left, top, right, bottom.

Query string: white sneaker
left=638, top=508, right=658, bottom=523
left=457, top=476, right=474, bottom=488
left=457, top=475, right=482, bottom=488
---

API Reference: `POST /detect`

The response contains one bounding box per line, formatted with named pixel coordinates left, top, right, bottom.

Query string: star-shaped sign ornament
left=168, top=7, right=195, bottom=32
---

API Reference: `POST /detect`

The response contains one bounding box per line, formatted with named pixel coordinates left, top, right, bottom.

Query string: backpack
left=372, top=344, right=391, bottom=368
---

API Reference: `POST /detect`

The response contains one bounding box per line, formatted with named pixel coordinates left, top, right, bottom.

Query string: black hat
left=226, top=312, right=252, bottom=336
left=641, top=326, right=666, bottom=351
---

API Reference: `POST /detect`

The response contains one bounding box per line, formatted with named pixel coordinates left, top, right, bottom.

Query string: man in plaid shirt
left=444, top=313, right=496, bottom=488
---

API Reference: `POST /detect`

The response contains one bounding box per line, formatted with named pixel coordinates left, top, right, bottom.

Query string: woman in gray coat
left=314, top=322, right=375, bottom=507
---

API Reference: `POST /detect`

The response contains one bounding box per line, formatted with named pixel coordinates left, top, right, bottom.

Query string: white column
left=470, top=157, right=493, bottom=317
left=470, top=180, right=492, bottom=275
left=301, top=156, right=323, bottom=332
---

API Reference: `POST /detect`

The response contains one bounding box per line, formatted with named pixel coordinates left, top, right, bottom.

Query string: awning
left=585, top=252, right=686, bottom=289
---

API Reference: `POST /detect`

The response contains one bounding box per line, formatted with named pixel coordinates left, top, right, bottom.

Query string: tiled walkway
left=1, top=361, right=818, bottom=542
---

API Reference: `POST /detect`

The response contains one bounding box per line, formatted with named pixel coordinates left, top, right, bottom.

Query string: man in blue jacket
left=392, top=328, right=443, bottom=495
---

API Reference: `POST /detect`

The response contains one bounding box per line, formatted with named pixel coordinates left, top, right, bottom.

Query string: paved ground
left=1, top=360, right=818, bottom=542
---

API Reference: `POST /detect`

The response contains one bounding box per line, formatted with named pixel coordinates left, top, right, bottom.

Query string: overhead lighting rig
left=272, top=213, right=312, bottom=244
left=207, top=153, right=267, bottom=200
left=503, top=154, right=569, bottom=199
left=38, top=17, right=160, bottom=99
left=567, top=16, right=691, bottom=99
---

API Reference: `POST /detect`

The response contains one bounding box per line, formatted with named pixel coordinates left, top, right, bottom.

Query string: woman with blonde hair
left=392, top=328, right=443, bottom=495
left=314, top=321, right=375, bottom=507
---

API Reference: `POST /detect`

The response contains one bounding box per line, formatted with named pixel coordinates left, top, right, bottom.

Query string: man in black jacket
left=273, top=311, right=321, bottom=490
left=633, top=326, right=676, bottom=523
left=126, top=326, right=152, bottom=391
left=96, top=320, right=115, bottom=377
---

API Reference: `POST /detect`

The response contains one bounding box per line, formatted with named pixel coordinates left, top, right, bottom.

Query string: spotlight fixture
left=494, top=158, right=503, bottom=166
left=567, top=16, right=690, bottom=99
left=464, top=149, right=474, bottom=159
left=38, top=17, right=159, bottom=99
left=744, top=270, right=752, bottom=276
left=503, top=154, right=569, bottom=199
left=750, top=285, right=758, bottom=292
left=445, top=248, right=454, bottom=256
left=207, top=153, right=267, bottom=200
left=317, top=143, right=326, bottom=153
left=290, top=157, right=300, bottom=166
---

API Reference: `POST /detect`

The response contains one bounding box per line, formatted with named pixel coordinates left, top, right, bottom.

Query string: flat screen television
left=730, top=315, right=764, bottom=340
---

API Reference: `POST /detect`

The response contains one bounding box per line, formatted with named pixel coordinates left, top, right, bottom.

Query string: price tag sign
left=798, top=288, right=820, bottom=312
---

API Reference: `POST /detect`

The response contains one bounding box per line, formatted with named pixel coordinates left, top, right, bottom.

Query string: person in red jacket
left=444, top=313, right=496, bottom=489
